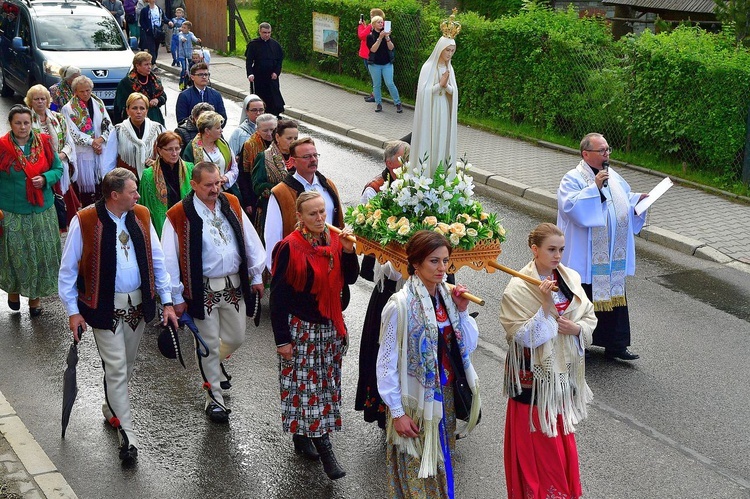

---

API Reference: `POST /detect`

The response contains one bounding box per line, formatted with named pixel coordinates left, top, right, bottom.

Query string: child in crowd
left=170, top=8, right=186, bottom=66
left=177, top=21, right=200, bottom=89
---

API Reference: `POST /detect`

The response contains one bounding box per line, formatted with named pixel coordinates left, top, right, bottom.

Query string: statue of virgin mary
left=409, top=11, right=460, bottom=177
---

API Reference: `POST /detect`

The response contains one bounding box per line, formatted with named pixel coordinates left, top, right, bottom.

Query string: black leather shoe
left=205, top=403, right=229, bottom=424
left=293, top=434, right=320, bottom=461
left=605, top=349, right=640, bottom=361
left=364, top=94, right=375, bottom=102
left=220, top=362, right=232, bottom=390
left=119, top=444, right=138, bottom=464
left=29, top=307, right=42, bottom=317
left=7, top=299, right=20, bottom=311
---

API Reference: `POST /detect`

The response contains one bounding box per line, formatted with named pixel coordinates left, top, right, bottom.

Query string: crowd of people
left=0, top=10, right=654, bottom=499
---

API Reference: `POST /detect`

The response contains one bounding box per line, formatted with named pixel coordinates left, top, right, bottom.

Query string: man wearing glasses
left=263, top=137, right=344, bottom=272
left=175, top=63, right=227, bottom=124
left=557, top=133, right=649, bottom=361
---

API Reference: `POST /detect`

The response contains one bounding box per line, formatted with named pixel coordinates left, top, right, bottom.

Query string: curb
left=156, top=61, right=750, bottom=274
left=0, top=391, right=77, bottom=498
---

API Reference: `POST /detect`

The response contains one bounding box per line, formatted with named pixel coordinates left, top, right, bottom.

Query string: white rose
left=397, top=224, right=410, bottom=236
left=449, top=233, right=461, bottom=245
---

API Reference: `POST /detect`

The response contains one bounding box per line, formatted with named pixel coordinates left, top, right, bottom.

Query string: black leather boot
left=292, top=434, right=319, bottom=461
left=312, top=434, right=346, bottom=480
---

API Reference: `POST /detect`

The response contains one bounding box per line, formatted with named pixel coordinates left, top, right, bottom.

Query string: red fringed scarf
left=0, top=131, right=54, bottom=206
left=275, top=228, right=347, bottom=337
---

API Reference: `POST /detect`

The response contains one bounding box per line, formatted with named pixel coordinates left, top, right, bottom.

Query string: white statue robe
left=410, top=36, right=458, bottom=176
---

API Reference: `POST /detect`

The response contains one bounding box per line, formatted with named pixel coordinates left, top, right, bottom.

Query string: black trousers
left=581, top=283, right=631, bottom=351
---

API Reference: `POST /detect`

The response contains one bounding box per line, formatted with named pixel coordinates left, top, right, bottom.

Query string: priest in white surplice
left=557, top=133, right=648, bottom=361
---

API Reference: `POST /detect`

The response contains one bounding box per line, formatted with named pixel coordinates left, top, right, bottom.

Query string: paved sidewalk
left=0, top=391, right=76, bottom=499
left=167, top=49, right=750, bottom=272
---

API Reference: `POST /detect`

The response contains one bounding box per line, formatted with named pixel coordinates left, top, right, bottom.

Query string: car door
left=6, top=9, right=34, bottom=92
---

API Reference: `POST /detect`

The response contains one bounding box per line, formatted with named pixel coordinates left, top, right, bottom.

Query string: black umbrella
left=179, top=312, right=209, bottom=358
left=61, top=326, right=84, bottom=439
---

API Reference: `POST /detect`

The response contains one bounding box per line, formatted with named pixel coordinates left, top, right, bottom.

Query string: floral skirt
left=278, top=315, right=345, bottom=437
left=386, top=382, right=456, bottom=499
left=504, top=398, right=582, bottom=499
left=0, top=207, right=61, bottom=298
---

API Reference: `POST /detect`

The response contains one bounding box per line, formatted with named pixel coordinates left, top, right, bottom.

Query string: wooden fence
left=185, top=0, right=227, bottom=52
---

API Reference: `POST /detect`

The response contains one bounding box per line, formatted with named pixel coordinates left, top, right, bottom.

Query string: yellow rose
left=450, top=222, right=466, bottom=237
left=437, top=222, right=451, bottom=233
left=487, top=230, right=493, bottom=239
left=480, top=212, right=489, bottom=221
left=498, top=226, right=506, bottom=237
left=467, top=228, right=478, bottom=237
left=373, top=209, right=382, bottom=221
left=397, top=217, right=409, bottom=227
left=423, top=216, right=438, bottom=226
left=397, top=224, right=410, bottom=236
left=386, top=215, right=397, bottom=225
left=449, top=233, right=461, bottom=245
left=356, top=213, right=366, bottom=224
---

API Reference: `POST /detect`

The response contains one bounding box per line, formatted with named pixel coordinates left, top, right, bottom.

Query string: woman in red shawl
left=0, top=105, right=63, bottom=316
left=270, top=191, right=358, bottom=481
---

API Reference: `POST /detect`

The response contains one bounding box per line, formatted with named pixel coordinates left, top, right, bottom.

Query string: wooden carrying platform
left=355, top=236, right=502, bottom=280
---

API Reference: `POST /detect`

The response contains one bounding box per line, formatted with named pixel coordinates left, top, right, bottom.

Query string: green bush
left=457, top=0, right=522, bottom=19
left=625, top=26, right=750, bottom=177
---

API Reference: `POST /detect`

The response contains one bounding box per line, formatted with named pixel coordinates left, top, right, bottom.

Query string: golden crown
left=440, top=8, right=461, bottom=39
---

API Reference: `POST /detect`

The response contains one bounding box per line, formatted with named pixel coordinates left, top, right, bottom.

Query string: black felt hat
left=158, top=324, right=186, bottom=368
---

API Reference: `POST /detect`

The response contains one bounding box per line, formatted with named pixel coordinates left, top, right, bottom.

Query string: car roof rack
left=23, top=0, right=103, bottom=7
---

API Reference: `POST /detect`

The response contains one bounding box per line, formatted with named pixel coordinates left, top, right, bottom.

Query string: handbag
left=54, top=192, right=67, bottom=230
left=438, top=329, right=481, bottom=424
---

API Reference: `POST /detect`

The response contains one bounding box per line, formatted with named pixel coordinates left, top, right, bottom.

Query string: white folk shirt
left=161, top=196, right=266, bottom=305
left=58, top=207, right=173, bottom=316
left=263, top=171, right=335, bottom=271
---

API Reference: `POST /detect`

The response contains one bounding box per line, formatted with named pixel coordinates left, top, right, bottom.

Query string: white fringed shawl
left=500, top=261, right=596, bottom=436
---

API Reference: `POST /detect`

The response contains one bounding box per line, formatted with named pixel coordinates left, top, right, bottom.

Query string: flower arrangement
left=345, top=159, right=506, bottom=250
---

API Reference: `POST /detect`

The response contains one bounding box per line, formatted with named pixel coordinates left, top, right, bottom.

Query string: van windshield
left=35, top=15, right=126, bottom=51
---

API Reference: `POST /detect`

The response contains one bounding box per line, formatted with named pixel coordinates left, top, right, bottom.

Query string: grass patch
left=224, top=6, right=259, bottom=56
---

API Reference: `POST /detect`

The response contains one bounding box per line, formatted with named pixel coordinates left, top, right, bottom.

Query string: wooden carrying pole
left=488, top=261, right=558, bottom=292
left=327, top=225, right=485, bottom=306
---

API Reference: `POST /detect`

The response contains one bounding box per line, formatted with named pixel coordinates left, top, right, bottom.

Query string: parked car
left=0, top=0, right=138, bottom=110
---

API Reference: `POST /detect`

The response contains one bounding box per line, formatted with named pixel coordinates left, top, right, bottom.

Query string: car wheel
left=0, top=69, right=14, bottom=97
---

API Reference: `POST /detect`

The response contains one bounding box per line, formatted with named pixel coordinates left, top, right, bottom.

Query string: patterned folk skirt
left=0, top=207, right=61, bottom=298
left=386, top=382, right=457, bottom=499
left=278, top=315, right=346, bottom=437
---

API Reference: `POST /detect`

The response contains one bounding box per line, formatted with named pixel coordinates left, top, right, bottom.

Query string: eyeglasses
left=294, top=153, right=321, bottom=160
left=194, top=72, right=210, bottom=78
left=585, top=146, right=612, bottom=155
left=247, top=107, right=265, bottom=113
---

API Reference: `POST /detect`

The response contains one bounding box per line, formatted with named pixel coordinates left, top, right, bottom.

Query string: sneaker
left=364, top=94, right=375, bottom=102
left=375, top=104, right=383, bottom=113
left=396, top=103, right=403, bottom=113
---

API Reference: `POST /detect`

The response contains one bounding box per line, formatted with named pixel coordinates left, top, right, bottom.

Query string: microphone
left=601, top=160, right=609, bottom=188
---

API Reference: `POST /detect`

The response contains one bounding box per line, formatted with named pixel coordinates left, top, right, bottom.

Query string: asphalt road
left=0, top=78, right=749, bottom=498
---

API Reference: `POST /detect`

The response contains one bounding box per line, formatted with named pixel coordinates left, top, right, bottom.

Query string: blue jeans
left=368, top=63, right=400, bottom=105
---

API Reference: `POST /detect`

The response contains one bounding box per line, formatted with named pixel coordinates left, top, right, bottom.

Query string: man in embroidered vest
left=162, top=162, right=266, bottom=424
left=58, top=168, right=178, bottom=464
left=263, top=137, right=344, bottom=271
left=557, top=133, right=649, bottom=361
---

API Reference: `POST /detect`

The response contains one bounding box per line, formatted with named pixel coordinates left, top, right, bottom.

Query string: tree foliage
left=714, top=0, right=750, bottom=46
